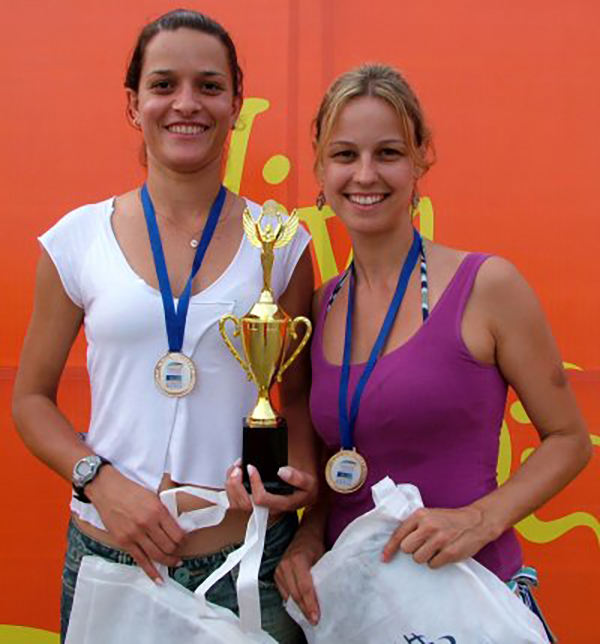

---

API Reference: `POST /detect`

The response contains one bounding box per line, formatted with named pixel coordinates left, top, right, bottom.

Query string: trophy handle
left=219, top=315, right=253, bottom=382
left=276, top=316, right=313, bottom=383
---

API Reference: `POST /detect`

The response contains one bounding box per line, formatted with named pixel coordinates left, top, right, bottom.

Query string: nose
left=354, top=154, right=377, bottom=185
left=173, top=83, right=200, bottom=116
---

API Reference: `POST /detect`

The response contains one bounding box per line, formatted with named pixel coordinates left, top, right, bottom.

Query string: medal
left=141, top=183, right=227, bottom=397
left=325, top=449, right=368, bottom=494
left=154, top=351, right=196, bottom=397
left=328, top=229, right=423, bottom=493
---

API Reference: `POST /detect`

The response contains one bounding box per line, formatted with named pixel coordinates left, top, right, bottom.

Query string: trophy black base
left=242, top=418, right=295, bottom=495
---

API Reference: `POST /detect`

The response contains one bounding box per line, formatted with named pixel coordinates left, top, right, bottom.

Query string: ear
left=126, top=89, right=141, bottom=128
left=230, top=94, right=243, bottom=130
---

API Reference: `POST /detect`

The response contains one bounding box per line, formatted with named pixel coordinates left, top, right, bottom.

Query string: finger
left=225, top=457, right=243, bottom=480
left=428, top=539, right=466, bottom=569
left=274, top=564, right=291, bottom=602
left=138, top=533, right=180, bottom=567
left=382, top=515, right=420, bottom=562
left=129, top=543, right=164, bottom=584
left=293, top=563, right=321, bottom=625
left=246, top=464, right=268, bottom=504
left=148, top=521, right=184, bottom=559
left=226, top=466, right=252, bottom=511
left=248, top=465, right=313, bottom=513
left=411, top=535, right=444, bottom=565
left=159, top=510, right=187, bottom=546
left=277, top=466, right=316, bottom=493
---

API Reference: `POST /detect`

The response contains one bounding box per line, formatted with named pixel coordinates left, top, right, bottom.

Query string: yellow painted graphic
left=0, top=626, right=59, bottom=643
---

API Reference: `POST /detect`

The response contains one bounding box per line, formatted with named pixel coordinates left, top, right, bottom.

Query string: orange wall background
left=0, top=1, right=598, bottom=642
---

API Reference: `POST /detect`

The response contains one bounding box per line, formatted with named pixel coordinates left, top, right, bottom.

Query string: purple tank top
left=310, top=253, right=522, bottom=581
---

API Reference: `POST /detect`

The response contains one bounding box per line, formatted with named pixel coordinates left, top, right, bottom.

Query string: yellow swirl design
left=0, top=626, right=58, bottom=643
left=499, top=363, right=600, bottom=545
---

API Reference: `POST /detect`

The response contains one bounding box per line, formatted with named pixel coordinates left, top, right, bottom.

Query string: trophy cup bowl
left=219, top=201, right=312, bottom=494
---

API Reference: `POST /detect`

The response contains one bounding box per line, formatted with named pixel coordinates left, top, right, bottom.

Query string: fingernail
left=247, top=464, right=256, bottom=477
left=175, top=560, right=184, bottom=568
left=277, top=466, right=292, bottom=480
left=234, top=457, right=242, bottom=466
left=154, top=577, right=164, bottom=586
left=230, top=466, right=242, bottom=479
left=310, top=613, right=319, bottom=625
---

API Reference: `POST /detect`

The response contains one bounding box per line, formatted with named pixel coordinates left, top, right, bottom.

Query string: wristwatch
left=72, top=455, right=111, bottom=503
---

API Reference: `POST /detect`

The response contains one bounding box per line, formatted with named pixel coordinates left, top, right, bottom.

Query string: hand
left=275, top=529, right=325, bottom=625
left=86, top=466, right=186, bottom=583
left=382, top=505, right=495, bottom=568
left=225, top=461, right=318, bottom=513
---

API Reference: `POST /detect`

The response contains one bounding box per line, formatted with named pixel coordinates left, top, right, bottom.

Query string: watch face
left=76, top=461, right=93, bottom=477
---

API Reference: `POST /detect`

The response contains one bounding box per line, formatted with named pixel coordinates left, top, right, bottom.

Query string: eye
left=149, top=78, right=173, bottom=92
left=379, top=147, right=405, bottom=159
left=201, top=80, right=225, bottom=94
left=330, top=149, right=356, bottom=161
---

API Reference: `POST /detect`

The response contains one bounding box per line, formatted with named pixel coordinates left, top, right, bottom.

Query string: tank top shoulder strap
left=450, top=252, right=493, bottom=321
left=314, top=272, right=348, bottom=340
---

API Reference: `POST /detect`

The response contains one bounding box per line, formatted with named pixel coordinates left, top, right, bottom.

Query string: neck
left=351, top=221, right=415, bottom=290
left=145, top=157, right=224, bottom=225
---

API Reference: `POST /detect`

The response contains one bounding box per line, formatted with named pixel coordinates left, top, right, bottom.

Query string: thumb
left=278, top=466, right=314, bottom=490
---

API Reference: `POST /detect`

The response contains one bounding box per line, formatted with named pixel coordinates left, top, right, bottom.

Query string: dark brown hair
left=125, top=9, right=244, bottom=97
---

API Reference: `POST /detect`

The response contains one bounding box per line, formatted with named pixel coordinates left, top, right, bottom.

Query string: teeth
left=167, top=124, right=206, bottom=135
left=347, top=194, right=386, bottom=205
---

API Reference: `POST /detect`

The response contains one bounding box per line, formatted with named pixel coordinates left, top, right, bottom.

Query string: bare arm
left=274, top=280, right=334, bottom=623
left=383, top=257, right=592, bottom=567
left=13, top=250, right=184, bottom=581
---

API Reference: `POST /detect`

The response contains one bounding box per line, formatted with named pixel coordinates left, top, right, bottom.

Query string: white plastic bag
left=287, top=477, right=549, bottom=644
left=66, top=486, right=277, bottom=644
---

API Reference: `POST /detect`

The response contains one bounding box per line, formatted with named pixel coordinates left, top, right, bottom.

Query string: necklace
left=156, top=193, right=232, bottom=248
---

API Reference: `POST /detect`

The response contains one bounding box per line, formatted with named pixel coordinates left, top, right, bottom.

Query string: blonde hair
left=314, top=63, right=435, bottom=175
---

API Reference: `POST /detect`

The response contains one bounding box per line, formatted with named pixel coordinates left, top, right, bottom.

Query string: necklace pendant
left=190, top=239, right=199, bottom=248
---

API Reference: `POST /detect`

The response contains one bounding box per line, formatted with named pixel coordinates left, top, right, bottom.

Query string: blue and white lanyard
left=141, top=184, right=226, bottom=352
left=336, top=229, right=429, bottom=451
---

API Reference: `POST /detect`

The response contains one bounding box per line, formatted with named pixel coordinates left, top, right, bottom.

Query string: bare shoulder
left=113, top=189, right=139, bottom=219
left=312, top=276, right=341, bottom=319
left=473, top=256, right=536, bottom=301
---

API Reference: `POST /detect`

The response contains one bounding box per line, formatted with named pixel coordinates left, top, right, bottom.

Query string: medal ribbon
left=141, top=184, right=226, bottom=352
left=338, top=228, right=422, bottom=450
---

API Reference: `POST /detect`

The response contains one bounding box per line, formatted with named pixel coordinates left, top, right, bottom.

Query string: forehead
left=142, top=28, right=230, bottom=77
left=330, top=96, right=406, bottom=143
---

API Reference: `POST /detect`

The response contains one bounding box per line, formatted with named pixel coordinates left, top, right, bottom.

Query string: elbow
left=580, top=431, right=594, bottom=470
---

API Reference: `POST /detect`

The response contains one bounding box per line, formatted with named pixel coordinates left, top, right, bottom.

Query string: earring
left=410, top=188, right=420, bottom=213
left=316, top=190, right=326, bottom=211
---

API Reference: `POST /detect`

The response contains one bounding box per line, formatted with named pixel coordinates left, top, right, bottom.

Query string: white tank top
left=39, top=196, right=310, bottom=529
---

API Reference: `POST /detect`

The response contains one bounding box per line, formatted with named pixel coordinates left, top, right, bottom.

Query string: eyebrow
left=329, top=138, right=406, bottom=146
left=147, top=69, right=227, bottom=77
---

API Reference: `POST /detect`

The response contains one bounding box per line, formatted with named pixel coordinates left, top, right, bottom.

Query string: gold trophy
left=219, top=201, right=312, bottom=494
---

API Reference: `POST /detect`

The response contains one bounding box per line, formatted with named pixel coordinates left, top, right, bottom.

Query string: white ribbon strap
left=195, top=503, right=269, bottom=633
left=156, top=486, right=230, bottom=578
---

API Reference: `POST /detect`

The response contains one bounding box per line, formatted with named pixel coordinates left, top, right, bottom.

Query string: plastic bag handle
left=195, top=503, right=269, bottom=633
left=154, top=486, right=230, bottom=579
left=158, top=486, right=268, bottom=633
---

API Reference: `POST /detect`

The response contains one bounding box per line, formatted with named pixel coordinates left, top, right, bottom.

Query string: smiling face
left=320, top=96, right=419, bottom=237
left=127, top=28, right=241, bottom=175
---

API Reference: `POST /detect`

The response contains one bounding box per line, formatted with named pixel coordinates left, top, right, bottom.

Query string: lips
left=165, top=123, right=209, bottom=135
left=346, top=193, right=388, bottom=206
